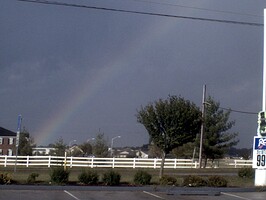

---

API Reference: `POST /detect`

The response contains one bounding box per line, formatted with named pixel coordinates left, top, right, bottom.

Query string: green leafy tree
left=92, top=132, right=108, bottom=158
left=50, top=137, right=67, bottom=156
left=172, top=142, right=196, bottom=159
left=202, top=96, right=239, bottom=167
left=18, top=127, right=36, bottom=156
left=148, top=143, right=163, bottom=158
left=136, top=95, right=202, bottom=177
left=228, top=147, right=252, bottom=160
left=79, top=142, right=93, bottom=156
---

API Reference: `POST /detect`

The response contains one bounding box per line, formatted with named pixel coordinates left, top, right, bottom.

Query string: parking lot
left=0, top=186, right=266, bottom=200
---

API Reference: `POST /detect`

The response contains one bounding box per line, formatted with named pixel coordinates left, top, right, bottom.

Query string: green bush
left=207, top=175, right=227, bottom=187
left=0, top=173, right=12, bottom=184
left=238, top=167, right=254, bottom=178
left=133, top=170, right=152, bottom=185
left=182, top=175, right=207, bottom=187
left=159, top=175, right=177, bottom=186
left=50, top=167, right=69, bottom=185
left=102, top=170, right=121, bottom=186
left=78, top=170, right=99, bottom=185
left=27, top=173, right=39, bottom=184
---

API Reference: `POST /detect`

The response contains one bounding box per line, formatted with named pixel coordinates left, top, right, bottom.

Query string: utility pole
left=14, top=114, right=22, bottom=173
left=199, top=85, right=206, bottom=168
left=254, top=9, right=266, bottom=187
left=111, top=136, right=121, bottom=157
left=263, top=10, right=266, bottom=110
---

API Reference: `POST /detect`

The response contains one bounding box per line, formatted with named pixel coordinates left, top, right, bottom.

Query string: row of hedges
left=181, top=168, right=255, bottom=187
left=0, top=167, right=255, bottom=187
left=0, top=173, right=12, bottom=184
left=51, top=168, right=152, bottom=186
left=48, top=168, right=232, bottom=187
left=182, top=175, right=228, bottom=187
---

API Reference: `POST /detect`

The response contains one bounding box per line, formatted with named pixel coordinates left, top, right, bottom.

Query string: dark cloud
left=0, top=0, right=265, bottom=148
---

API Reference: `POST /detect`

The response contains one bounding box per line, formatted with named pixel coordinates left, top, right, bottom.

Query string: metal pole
left=199, top=85, right=206, bottom=168
left=254, top=9, right=266, bottom=186
left=111, top=136, right=121, bottom=157
left=14, top=115, right=22, bottom=173
left=263, top=9, right=266, bottom=111
left=111, top=139, right=114, bottom=157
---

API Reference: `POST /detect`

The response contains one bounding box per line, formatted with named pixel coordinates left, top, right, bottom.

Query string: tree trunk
left=159, top=151, right=166, bottom=178
left=203, top=157, right=208, bottom=168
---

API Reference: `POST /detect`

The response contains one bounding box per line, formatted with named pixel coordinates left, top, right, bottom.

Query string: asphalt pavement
left=0, top=185, right=266, bottom=200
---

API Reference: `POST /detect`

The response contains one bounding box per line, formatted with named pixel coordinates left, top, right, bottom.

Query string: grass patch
left=0, top=166, right=255, bottom=187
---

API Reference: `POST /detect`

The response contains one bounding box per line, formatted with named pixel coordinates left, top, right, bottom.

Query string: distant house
left=113, top=148, right=149, bottom=158
left=0, top=127, right=17, bottom=156
left=68, top=145, right=84, bottom=156
left=32, top=147, right=55, bottom=155
left=117, top=150, right=134, bottom=158
left=136, top=150, right=149, bottom=158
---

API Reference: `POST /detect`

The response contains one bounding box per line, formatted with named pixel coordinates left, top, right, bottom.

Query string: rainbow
left=35, top=56, right=128, bottom=145
left=34, top=5, right=203, bottom=145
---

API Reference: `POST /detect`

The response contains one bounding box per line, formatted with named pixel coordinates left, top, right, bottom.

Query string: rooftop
left=0, top=127, right=16, bottom=137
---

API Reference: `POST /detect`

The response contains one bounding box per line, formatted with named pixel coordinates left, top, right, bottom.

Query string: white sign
left=16, top=132, right=20, bottom=148
left=253, top=136, right=266, bottom=169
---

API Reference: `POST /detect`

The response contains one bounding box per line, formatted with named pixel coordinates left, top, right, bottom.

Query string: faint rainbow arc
left=35, top=18, right=182, bottom=145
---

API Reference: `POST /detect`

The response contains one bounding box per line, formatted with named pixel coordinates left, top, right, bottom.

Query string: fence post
left=70, top=157, right=73, bottom=168
left=91, top=157, right=94, bottom=168
left=48, top=155, right=51, bottom=168
left=4, top=155, right=7, bottom=167
left=174, top=159, right=177, bottom=169
left=234, top=160, right=237, bottom=168
left=64, top=152, right=67, bottom=171
left=154, top=158, right=157, bottom=169
left=133, top=158, right=136, bottom=169
left=26, top=155, right=29, bottom=167
left=194, top=161, right=197, bottom=168
left=112, top=157, right=115, bottom=168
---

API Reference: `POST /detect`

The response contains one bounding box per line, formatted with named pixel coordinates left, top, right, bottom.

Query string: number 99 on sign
left=257, top=154, right=266, bottom=167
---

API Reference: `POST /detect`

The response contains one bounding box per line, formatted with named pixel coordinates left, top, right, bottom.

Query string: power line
left=17, top=0, right=263, bottom=27
left=132, top=0, right=262, bottom=18
left=218, top=106, right=257, bottom=115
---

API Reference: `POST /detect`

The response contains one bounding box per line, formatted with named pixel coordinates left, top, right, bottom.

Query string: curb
left=0, top=185, right=264, bottom=193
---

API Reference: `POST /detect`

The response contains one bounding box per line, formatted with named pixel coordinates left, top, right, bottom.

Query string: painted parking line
left=143, top=191, right=165, bottom=199
left=221, top=192, right=252, bottom=200
left=64, top=190, right=81, bottom=200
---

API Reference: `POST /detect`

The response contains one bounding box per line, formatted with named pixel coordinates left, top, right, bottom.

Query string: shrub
left=78, top=170, right=99, bottom=185
left=207, top=175, right=227, bottom=187
left=238, top=167, right=254, bottom=179
left=182, top=175, right=207, bottom=187
left=50, top=167, right=69, bottom=184
left=102, top=170, right=121, bottom=186
left=133, top=170, right=152, bottom=185
left=159, top=175, right=177, bottom=186
left=0, top=173, right=12, bottom=184
left=27, top=173, right=39, bottom=184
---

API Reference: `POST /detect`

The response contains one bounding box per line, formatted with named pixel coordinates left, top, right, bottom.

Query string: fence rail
left=0, top=155, right=252, bottom=169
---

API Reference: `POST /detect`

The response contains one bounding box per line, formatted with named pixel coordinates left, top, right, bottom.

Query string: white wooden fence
left=0, top=155, right=252, bottom=169
left=228, top=159, right=253, bottom=168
